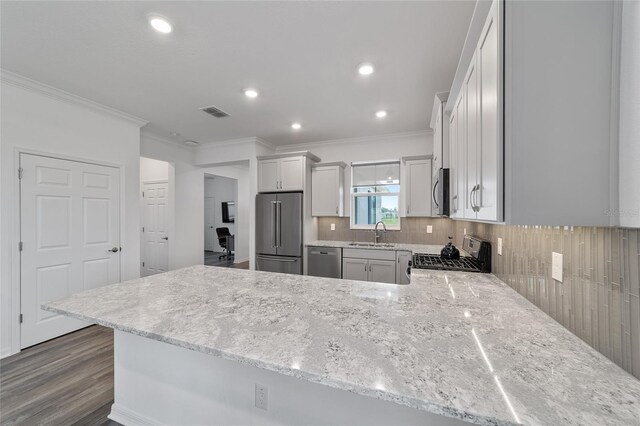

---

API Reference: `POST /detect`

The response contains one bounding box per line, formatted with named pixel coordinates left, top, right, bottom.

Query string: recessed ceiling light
left=376, top=110, right=387, bottom=118
left=358, top=63, right=375, bottom=76
left=184, top=140, right=199, bottom=147
left=244, top=89, right=259, bottom=98
left=291, top=122, right=302, bottom=130
left=150, top=16, right=172, bottom=34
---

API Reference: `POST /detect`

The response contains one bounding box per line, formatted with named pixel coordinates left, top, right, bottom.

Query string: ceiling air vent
left=201, top=105, right=231, bottom=118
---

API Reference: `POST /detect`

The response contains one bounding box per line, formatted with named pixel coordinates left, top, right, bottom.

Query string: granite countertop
left=306, top=240, right=445, bottom=255
left=43, top=266, right=640, bottom=426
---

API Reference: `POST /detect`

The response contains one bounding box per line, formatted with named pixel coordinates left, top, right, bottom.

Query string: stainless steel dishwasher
left=307, top=246, right=342, bottom=278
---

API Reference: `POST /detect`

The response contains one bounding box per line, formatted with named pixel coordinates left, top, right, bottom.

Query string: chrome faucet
left=374, top=221, right=387, bottom=244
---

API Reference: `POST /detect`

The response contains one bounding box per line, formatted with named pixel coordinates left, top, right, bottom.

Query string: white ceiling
left=1, top=1, right=474, bottom=146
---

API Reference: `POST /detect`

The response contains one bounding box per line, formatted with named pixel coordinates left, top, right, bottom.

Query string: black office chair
left=216, top=227, right=234, bottom=261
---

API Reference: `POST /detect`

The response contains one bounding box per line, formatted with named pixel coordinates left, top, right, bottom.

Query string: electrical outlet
left=255, top=383, right=268, bottom=410
left=426, top=225, right=433, bottom=234
left=552, top=252, right=563, bottom=282
left=497, top=238, right=503, bottom=256
left=330, top=223, right=335, bottom=231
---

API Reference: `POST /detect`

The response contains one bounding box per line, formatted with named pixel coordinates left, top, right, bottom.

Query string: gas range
left=412, top=236, right=491, bottom=273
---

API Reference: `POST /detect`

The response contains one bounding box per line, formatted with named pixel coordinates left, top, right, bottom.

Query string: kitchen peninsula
left=43, top=266, right=640, bottom=426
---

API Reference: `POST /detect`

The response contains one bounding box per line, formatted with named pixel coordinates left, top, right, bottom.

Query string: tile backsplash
left=316, top=217, right=640, bottom=379
left=455, top=221, right=640, bottom=380
left=316, top=217, right=455, bottom=245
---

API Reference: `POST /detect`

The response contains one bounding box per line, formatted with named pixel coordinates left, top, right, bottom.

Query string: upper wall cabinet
left=403, top=156, right=432, bottom=217
left=257, top=152, right=320, bottom=193
left=312, top=162, right=346, bottom=216
left=430, top=92, right=449, bottom=176
left=442, top=0, right=620, bottom=226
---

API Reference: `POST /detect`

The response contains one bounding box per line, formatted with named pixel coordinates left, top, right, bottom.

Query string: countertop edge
left=41, top=303, right=513, bottom=426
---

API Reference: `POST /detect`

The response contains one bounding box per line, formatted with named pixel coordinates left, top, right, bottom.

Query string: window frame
left=349, top=161, right=401, bottom=230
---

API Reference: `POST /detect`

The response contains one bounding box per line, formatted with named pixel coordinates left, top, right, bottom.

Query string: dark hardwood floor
left=0, top=325, right=118, bottom=426
left=204, top=251, right=249, bottom=269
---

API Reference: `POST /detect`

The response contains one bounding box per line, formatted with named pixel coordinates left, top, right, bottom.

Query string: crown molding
left=141, top=131, right=192, bottom=152
left=274, top=130, right=431, bottom=152
left=1, top=69, right=149, bottom=127
left=197, top=136, right=257, bottom=148
left=255, top=137, right=276, bottom=151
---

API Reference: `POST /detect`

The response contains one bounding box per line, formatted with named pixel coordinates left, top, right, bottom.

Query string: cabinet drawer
left=342, top=248, right=396, bottom=261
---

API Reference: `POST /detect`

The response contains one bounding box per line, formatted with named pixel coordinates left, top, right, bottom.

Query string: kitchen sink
left=347, top=242, right=396, bottom=248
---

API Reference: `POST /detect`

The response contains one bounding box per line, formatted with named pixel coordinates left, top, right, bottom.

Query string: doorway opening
left=204, top=174, right=238, bottom=267
left=140, top=157, right=174, bottom=277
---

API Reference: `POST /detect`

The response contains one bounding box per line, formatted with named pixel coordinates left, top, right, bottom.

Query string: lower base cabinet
left=342, top=249, right=397, bottom=284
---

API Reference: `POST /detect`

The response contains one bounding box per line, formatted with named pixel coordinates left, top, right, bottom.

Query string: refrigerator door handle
left=271, top=201, right=277, bottom=247
left=276, top=201, right=282, bottom=248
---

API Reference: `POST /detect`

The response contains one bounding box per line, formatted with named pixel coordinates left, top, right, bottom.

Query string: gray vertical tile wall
left=454, top=221, right=640, bottom=380
left=317, top=217, right=456, bottom=245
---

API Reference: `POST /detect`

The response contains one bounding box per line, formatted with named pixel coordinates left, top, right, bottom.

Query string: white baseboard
left=234, top=257, right=249, bottom=264
left=108, top=403, right=164, bottom=426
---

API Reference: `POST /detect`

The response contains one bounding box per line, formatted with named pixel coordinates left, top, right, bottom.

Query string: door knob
left=161, top=237, right=169, bottom=240
left=108, top=247, right=119, bottom=253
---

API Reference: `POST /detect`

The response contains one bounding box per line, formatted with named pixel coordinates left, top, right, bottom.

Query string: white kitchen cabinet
left=368, top=260, right=396, bottom=284
left=258, top=159, right=279, bottom=192
left=448, top=109, right=459, bottom=218
left=442, top=0, right=618, bottom=226
left=257, top=153, right=320, bottom=193
left=403, top=157, right=432, bottom=217
left=342, top=249, right=398, bottom=284
left=430, top=92, right=449, bottom=178
left=342, top=257, right=369, bottom=282
left=279, top=157, right=304, bottom=191
left=311, top=162, right=345, bottom=216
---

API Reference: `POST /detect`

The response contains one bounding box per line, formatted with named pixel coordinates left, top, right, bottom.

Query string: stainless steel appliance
left=412, top=235, right=491, bottom=273
left=395, top=251, right=412, bottom=284
left=307, top=247, right=342, bottom=278
left=433, top=168, right=450, bottom=216
left=256, top=192, right=303, bottom=274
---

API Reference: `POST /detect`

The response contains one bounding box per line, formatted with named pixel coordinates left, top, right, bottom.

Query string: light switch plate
left=330, top=223, right=335, bottom=231
left=463, top=228, right=467, bottom=235
left=426, top=225, right=433, bottom=234
left=552, top=252, right=563, bottom=282
left=497, top=238, right=503, bottom=256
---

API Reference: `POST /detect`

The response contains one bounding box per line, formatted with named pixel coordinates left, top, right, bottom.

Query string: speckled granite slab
left=306, top=240, right=445, bottom=254
left=43, top=266, right=640, bottom=426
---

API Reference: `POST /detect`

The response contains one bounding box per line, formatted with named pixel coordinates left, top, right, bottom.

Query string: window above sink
left=350, top=161, right=400, bottom=230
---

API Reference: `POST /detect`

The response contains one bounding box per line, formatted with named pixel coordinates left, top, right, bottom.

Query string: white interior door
left=142, top=182, right=169, bottom=276
left=204, top=196, right=216, bottom=251
left=20, top=153, right=120, bottom=348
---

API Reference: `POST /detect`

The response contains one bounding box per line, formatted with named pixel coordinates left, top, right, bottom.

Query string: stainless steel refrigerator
left=255, top=192, right=303, bottom=274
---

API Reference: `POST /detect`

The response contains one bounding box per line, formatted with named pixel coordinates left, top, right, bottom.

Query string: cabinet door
left=433, top=106, right=443, bottom=173
left=280, top=157, right=304, bottom=191
left=464, top=53, right=479, bottom=219
left=312, top=166, right=340, bottom=216
left=258, top=159, right=279, bottom=192
left=405, top=159, right=431, bottom=217
left=455, top=94, right=467, bottom=219
left=342, top=258, right=369, bottom=282
left=477, top=0, right=502, bottom=221
left=368, top=260, right=396, bottom=284
left=449, top=111, right=459, bottom=217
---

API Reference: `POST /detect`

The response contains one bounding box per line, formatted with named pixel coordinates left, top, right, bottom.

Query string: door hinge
left=18, top=168, right=23, bottom=180
left=19, top=314, right=23, bottom=324
left=142, top=226, right=145, bottom=232
left=18, top=241, right=23, bottom=252
left=142, top=191, right=145, bottom=197
left=142, top=261, right=145, bottom=267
